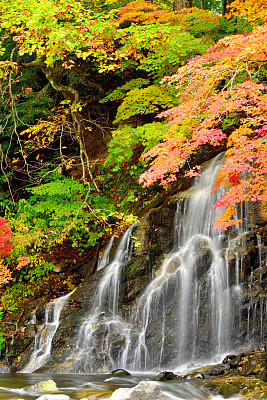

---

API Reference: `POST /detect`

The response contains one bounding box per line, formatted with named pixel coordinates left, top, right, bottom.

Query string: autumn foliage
left=0, top=218, right=13, bottom=285
left=228, top=0, right=267, bottom=26
left=139, top=23, right=267, bottom=230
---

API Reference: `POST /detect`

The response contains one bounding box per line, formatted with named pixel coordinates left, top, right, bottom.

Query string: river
left=0, top=373, right=226, bottom=400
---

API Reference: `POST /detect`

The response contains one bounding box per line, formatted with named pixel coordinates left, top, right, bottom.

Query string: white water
left=20, top=290, right=75, bottom=373
left=122, top=154, right=232, bottom=370
left=97, top=235, right=115, bottom=271
left=72, top=225, right=135, bottom=372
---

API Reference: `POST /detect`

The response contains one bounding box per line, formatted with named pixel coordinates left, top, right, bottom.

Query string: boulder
left=26, top=380, right=59, bottom=393
left=110, top=368, right=131, bottom=377
left=155, top=371, right=178, bottom=381
left=36, top=396, right=70, bottom=400
left=109, top=381, right=174, bottom=400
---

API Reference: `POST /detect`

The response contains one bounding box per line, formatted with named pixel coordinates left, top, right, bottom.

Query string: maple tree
left=139, top=23, right=267, bottom=230
left=0, top=218, right=13, bottom=285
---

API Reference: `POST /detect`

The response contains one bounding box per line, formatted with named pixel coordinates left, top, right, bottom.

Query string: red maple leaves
left=139, top=23, right=267, bottom=230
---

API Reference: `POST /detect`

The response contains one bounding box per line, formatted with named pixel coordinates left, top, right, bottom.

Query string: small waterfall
left=73, top=225, right=135, bottom=372
left=20, top=290, right=75, bottom=373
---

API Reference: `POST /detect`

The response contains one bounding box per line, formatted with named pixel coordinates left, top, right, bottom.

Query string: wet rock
left=222, top=354, right=237, bottom=364
left=185, top=372, right=204, bottom=379
left=108, top=381, right=174, bottom=400
left=0, top=362, right=10, bottom=373
left=258, top=344, right=266, bottom=352
left=25, top=380, right=59, bottom=393
left=110, top=368, right=131, bottom=377
left=242, top=351, right=267, bottom=377
left=203, top=375, right=267, bottom=399
left=155, top=371, right=178, bottom=381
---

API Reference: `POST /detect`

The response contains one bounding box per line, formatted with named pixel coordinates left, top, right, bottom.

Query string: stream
left=0, top=373, right=226, bottom=400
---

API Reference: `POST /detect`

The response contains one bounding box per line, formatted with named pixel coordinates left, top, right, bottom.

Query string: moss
left=203, top=376, right=267, bottom=399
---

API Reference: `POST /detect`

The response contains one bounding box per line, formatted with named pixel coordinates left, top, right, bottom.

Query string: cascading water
left=97, top=235, right=115, bottom=271
left=120, top=154, right=233, bottom=370
left=72, top=225, right=135, bottom=372
left=20, top=289, right=75, bottom=373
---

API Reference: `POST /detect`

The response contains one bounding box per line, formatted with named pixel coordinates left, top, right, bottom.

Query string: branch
left=44, top=68, right=99, bottom=191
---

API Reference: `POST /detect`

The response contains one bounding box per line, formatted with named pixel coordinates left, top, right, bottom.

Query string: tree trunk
left=173, top=0, right=192, bottom=11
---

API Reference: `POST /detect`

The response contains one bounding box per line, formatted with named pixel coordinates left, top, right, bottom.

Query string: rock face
left=109, top=381, right=174, bottom=400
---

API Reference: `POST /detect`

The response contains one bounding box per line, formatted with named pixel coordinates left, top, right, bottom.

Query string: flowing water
left=0, top=373, right=228, bottom=400
left=72, top=225, right=136, bottom=372
left=21, top=290, right=75, bottom=373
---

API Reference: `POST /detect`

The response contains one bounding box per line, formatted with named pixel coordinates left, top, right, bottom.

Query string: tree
left=228, top=0, right=267, bottom=26
left=139, top=23, right=267, bottom=230
left=174, top=0, right=192, bottom=11
left=0, top=218, right=13, bottom=285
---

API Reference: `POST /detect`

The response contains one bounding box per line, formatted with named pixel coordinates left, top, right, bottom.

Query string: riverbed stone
left=36, top=395, right=70, bottom=400
left=26, top=380, right=59, bottom=393
left=108, top=381, right=174, bottom=400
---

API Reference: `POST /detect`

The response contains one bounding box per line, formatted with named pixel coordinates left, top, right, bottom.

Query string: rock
left=185, top=372, right=204, bottom=379
left=155, top=371, right=178, bottom=381
left=109, top=381, right=173, bottom=400
left=36, top=396, right=70, bottom=400
left=26, top=380, right=59, bottom=393
left=222, top=354, right=237, bottom=364
left=0, top=362, right=11, bottom=373
left=243, top=352, right=267, bottom=377
left=110, top=368, right=131, bottom=377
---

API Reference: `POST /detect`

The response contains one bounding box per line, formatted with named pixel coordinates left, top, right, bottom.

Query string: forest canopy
left=0, top=0, right=266, bottom=308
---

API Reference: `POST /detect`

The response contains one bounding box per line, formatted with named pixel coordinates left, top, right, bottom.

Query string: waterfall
left=72, top=225, right=135, bottom=372
left=21, top=153, right=265, bottom=374
left=97, top=235, right=115, bottom=271
left=20, top=289, right=75, bottom=373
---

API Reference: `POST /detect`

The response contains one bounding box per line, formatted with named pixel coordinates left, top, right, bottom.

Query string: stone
left=110, top=368, right=131, bottom=377
left=155, top=371, right=178, bottom=381
left=108, top=381, right=173, bottom=400
left=222, top=354, right=237, bottom=364
left=185, top=372, right=204, bottom=379
left=36, top=396, right=70, bottom=400
left=26, top=380, right=59, bottom=393
left=0, top=362, right=11, bottom=373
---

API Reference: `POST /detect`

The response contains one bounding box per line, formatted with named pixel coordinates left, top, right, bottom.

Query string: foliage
left=0, top=218, right=13, bottom=285
left=0, top=218, right=12, bottom=257
left=100, top=79, right=150, bottom=103
left=106, top=123, right=168, bottom=168
left=139, top=23, right=267, bottom=230
left=114, top=86, right=176, bottom=123
left=228, top=0, right=267, bottom=27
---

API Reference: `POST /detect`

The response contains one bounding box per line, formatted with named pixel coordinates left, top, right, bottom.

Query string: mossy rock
left=110, top=368, right=131, bottom=377
left=25, top=380, right=59, bottom=393
left=203, top=376, right=267, bottom=399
